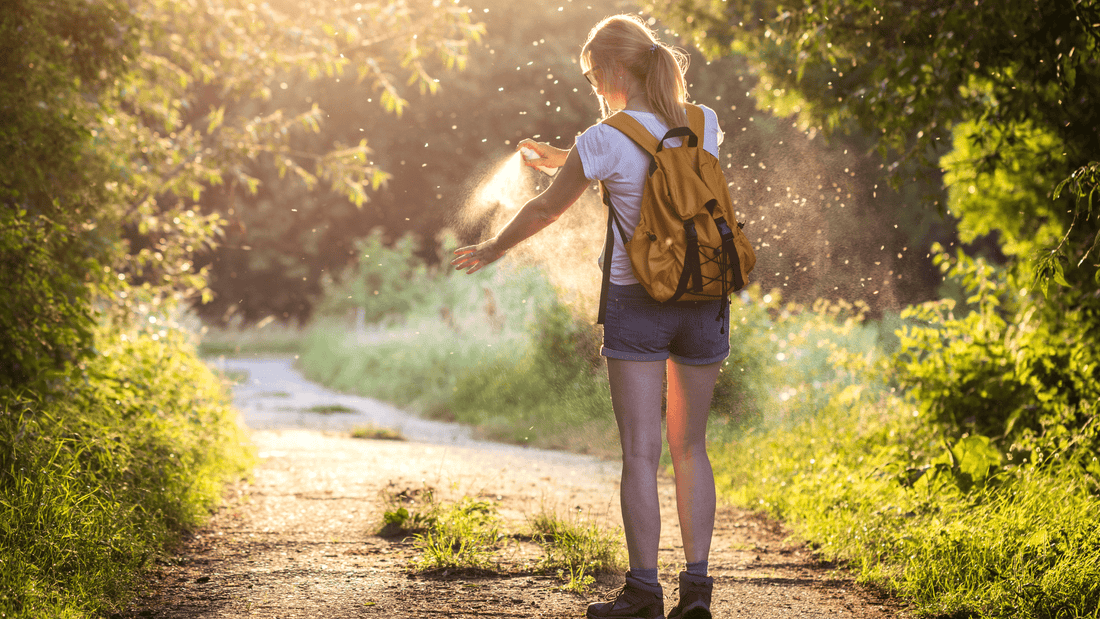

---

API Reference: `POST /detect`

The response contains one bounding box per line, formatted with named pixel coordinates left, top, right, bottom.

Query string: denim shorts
left=601, top=283, right=730, bottom=365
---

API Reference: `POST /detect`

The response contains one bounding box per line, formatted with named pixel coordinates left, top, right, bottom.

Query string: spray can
left=521, top=147, right=558, bottom=177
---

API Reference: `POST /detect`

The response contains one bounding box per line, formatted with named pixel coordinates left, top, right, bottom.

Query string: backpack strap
left=602, top=112, right=660, bottom=156
left=685, top=104, right=706, bottom=139
left=596, top=181, right=630, bottom=325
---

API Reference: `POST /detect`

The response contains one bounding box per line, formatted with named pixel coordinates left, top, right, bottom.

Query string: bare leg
left=665, top=359, right=721, bottom=564
left=606, top=357, right=665, bottom=570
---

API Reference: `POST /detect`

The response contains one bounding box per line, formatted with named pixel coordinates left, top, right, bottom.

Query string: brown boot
left=586, top=573, right=665, bottom=619
left=666, top=571, right=713, bottom=619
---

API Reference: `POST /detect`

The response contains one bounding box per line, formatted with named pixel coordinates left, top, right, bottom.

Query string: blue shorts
left=601, top=283, right=730, bottom=366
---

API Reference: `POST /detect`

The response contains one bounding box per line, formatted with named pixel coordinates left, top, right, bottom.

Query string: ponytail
left=646, top=44, right=689, bottom=129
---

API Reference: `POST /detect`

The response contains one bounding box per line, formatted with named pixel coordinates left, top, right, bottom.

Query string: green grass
left=383, top=489, right=622, bottom=592
left=299, top=257, right=619, bottom=454
left=530, top=509, right=624, bottom=593
left=0, top=322, right=254, bottom=618
left=412, top=497, right=503, bottom=572
left=712, top=388, right=1100, bottom=618
left=306, top=403, right=356, bottom=414
left=350, top=424, right=405, bottom=441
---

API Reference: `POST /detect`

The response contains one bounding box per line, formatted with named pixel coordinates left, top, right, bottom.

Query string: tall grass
left=709, top=297, right=1100, bottom=618
left=713, top=382, right=1100, bottom=618
left=299, top=231, right=617, bottom=452
left=0, top=323, right=254, bottom=618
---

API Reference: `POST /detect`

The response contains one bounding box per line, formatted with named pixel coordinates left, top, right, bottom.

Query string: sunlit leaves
left=2, top=0, right=482, bottom=380
left=941, top=117, right=1066, bottom=258
left=646, top=0, right=1100, bottom=299
left=109, top=0, right=482, bottom=302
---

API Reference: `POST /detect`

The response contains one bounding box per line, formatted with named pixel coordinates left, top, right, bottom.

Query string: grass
left=299, top=256, right=619, bottom=454
left=350, top=424, right=405, bottom=441
left=0, top=322, right=254, bottom=618
left=530, top=509, right=624, bottom=593
left=713, top=390, right=1100, bottom=618
left=377, top=486, right=439, bottom=537
left=297, top=233, right=1100, bottom=617
left=195, top=318, right=306, bottom=357
left=306, top=403, right=357, bottom=414
left=377, top=487, right=621, bottom=592
left=413, top=497, right=504, bottom=572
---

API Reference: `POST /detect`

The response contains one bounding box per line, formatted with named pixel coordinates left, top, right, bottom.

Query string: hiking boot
left=666, top=571, right=713, bottom=619
left=586, top=574, right=664, bottom=619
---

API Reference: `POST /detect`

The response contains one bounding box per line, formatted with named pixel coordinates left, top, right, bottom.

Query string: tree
left=0, top=0, right=136, bottom=387
left=643, top=0, right=1100, bottom=447
left=191, top=0, right=608, bottom=324
left=643, top=0, right=1100, bottom=290
left=0, top=0, right=482, bottom=386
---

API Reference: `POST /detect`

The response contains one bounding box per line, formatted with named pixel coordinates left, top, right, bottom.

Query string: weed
left=300, top=245, right=618, bottom=453
left=0, top=323, right=253, bottom=617
left=306, top=403, right=356, bottom=414
left=412, top=498, right=503, bottom=572
left=530, top=509, right=623, bottom=593
left=376, top=486, right=439, bottom=537
left=195, top=318, right=305, bottom=357
left=350, top=424, right=405, bottom=441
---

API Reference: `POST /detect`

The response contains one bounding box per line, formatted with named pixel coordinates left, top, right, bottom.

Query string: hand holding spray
left=520, top=146, right=558, bottom=177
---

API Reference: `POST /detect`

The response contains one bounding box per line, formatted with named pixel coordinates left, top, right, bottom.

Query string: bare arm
left=451, top=146, right=589, bottom=274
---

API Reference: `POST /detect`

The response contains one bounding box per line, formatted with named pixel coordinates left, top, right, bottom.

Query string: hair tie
left=650, top=44, right=658, bottom=53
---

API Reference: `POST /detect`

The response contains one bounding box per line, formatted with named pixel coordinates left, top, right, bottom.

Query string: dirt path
left=121, top=361, right=907, bottom=618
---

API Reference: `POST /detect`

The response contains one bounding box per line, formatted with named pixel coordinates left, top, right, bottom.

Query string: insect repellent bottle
left=520, top=147, right=558, bottom=176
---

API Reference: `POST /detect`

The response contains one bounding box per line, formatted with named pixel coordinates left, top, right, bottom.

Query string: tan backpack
left=596, top=104, right=756, bottom=324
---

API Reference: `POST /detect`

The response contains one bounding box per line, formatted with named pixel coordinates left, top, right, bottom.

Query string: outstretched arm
left=451, top=146, right=589, bottom=274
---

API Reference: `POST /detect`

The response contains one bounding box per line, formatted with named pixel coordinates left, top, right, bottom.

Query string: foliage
left=530, top=510, right=624, bottom=593
left=0, top=324, right=253, bottom=618
left=378, top=486, right=440, bottom=537
left=709, top=247, right=1100, bottom=618
left=894, top=245, right=1100, bottom=464
left=299, top=231, right=617, bottom=450
left=413, top=497, right=503, bottom=572
left=644, top=0, right=1100, bottom=291
left=350, top=424, right=405, bottom=441
left=1041, top=161, right=1100, bottom=292
left=1, top=0, right=483, bottom=386
left=0, top=0, right=135, bottom=388
left=712, top=376, right=1100, bottom=619
left=192, top=0, right=611, bottom=324
left=121, top=0, right=483, bottom=322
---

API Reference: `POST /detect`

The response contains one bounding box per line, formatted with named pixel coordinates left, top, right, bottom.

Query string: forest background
left=1, top=0, right=1098, bottom=617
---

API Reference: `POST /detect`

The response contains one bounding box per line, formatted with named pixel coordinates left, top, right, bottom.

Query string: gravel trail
left=120, top=357, right=906, bottom=618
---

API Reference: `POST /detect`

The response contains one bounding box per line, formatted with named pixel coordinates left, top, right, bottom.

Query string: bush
left=0, top=323, right=253, bottom=617
left=710, top=248, right=1100, bottom=618
left=895, top=245, right=1100, bottom=463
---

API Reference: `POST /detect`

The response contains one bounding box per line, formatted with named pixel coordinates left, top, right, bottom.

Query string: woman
left=451, top=14, right=724, bottom=619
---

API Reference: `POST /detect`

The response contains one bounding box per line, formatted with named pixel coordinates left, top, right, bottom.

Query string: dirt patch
left=119, top=429, right=907, bottom=618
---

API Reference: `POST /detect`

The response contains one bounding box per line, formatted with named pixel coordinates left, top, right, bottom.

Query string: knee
left=620, top=437, right=662, bottom=471
left=667, top=437, right=708, bottom=465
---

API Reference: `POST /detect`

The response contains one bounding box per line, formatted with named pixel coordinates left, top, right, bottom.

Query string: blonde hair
left=580, top=14, right=690, bottom=128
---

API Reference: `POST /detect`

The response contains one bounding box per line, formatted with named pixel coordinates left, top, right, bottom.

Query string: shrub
left=895, top=245, right=1100, bottom=463
left=0, top=323, right=253, bottom=617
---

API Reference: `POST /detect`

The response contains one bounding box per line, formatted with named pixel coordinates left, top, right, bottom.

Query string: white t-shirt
left=575, top=104, right=724, bottom=285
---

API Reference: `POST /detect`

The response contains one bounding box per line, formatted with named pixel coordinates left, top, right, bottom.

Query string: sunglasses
left=583, top=68, right=598, bottom=88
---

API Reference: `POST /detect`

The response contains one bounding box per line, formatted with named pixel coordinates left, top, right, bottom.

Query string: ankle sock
left=685, top=560, right=708, bottom=577
left=626, top=568, right=661, bottom=591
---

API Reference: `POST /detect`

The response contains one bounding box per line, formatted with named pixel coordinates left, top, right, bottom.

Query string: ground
left=119, top=427, right=909, bottom=618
